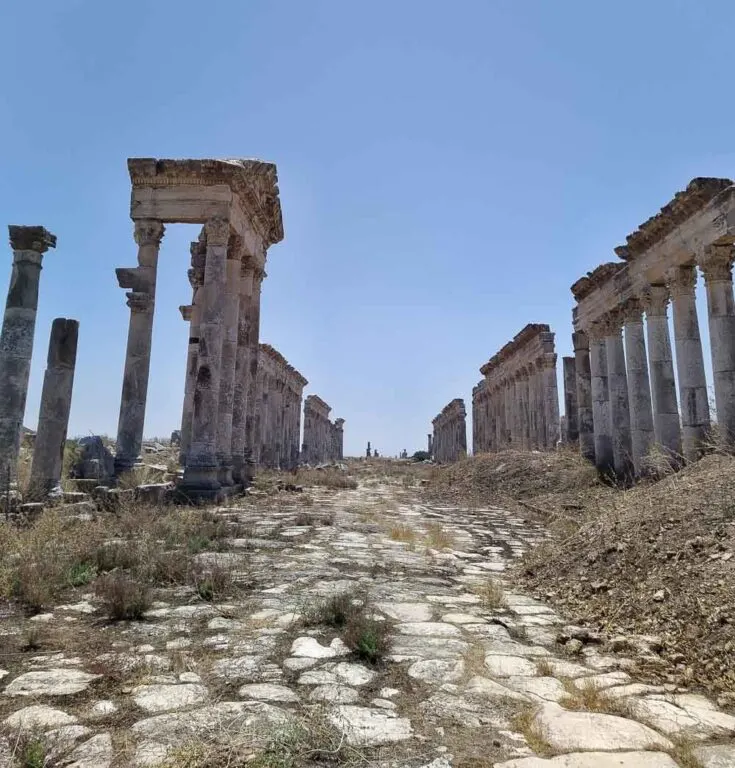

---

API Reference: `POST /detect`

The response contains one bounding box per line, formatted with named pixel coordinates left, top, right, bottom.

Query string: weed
left=96, top=571, right=150, bottom=620
left=474, top=579, right=506, bottom=610
left=67, top=560, right=96, bottom=587
left=192, top=563, right=232, bottom=602
left=21, top=625, right=44, bottom=651
left=424, top=522, right=455, bottom=550
left=512, top=706, right=554, bottom=757
left=535, top=658, right=554, bottom=677
left=293, top=512, right=313, bottom=527
left=343, top=613, right=390, bottom=664
left=389, top=524, right=416, bottom=543
left=302, top=591, right=360, bottom=628
left=18, top=737, right=46, bottom=768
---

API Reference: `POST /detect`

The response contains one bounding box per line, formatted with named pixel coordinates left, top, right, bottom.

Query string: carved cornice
left=134, top=219, right=165, bottom=247
left=9, top=225, right=56, bottom=253
left=127, top=157, right=284, bottom=247
left=615, top=177, right=733, bottom=260
left=571, top=262, right=624, bottom=302
left=667, top=264, right=697, bottom=297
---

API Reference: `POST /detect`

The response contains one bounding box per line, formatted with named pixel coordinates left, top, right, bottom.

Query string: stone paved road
left=1, top=479, right=734, bottom=766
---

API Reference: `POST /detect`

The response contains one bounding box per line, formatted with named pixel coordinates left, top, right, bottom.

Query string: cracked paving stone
left=4, top=668, right=101, bottom=697
left=131, top=683, right=209, bottom=713
left=3, top=705, right=78, bottom=731
left=495, top=753, right=679, bottom=767
left=328, top=705, right=413, bottom=746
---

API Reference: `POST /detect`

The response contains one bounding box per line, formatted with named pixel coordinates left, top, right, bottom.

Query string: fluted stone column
left=700, top=245, right=735, bottom=443
left=542, top=353, right=560, bottom=449
left=243, top=269, right=264, bottom=480
left=178, top=243, right=205, bottom=466
left=623, top=300, right=654, bottom=474
left=231, top=261, right=255, bottom=483
left=589, top=328, right=613, bottom=473
left=573, top=331, right=595, bottom=462
left=516, top=372, right=528, bottom=449
left=214, top=236, right=243, bottom=485
left=640, top=284, right=681, bottom=458
left=0, top=226, right=56, bottom=482
left=669, top=264, right=710, bottom=461
left=503, top=381, right=512, bottom=447
left=527, top=368, right=539, bottom=449
left=181, top=218, right=230, bottom=495
left=29, top=319, right=79, bottom=495
left=114, top=219, right=164, bottom=474
left=605, top=315, right=633, bottom=478
left=563, top=356, right=578, bottom=444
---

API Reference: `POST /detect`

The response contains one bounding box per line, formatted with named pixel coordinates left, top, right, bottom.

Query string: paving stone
left=389, top=635, right=469, bottom=661
left=465, top=675, right=530, bottom=702
left=297, top=669, right=340, bottom=685
left=693, top=744, right=735, bottom=767
left=309, top=684, right=359, bottom=703
left=282, top=656, right=320, bottom=671
left=238, top=683, right=300, bottom=703
left=131, top=684, right=209, bottom=713
left=376, top=602, right=433, bottom=621
left=290, top=636, right=350, bottom=658
left=211, top=655, right=263, bottom=680
left=504, top=676, right=566, bottom=702
left=4, top=668, right=100, bottom=697
left=533, top=702, right=673, bottom=752
left=495, top=752, right=679, bottom=767
left=84, top=700, right=119, bottom=720
left=484, top=654, right=537, bottom=677
left=441, top=612, right=485, bottom=624
left=627, top=694, right=735, bottom=740
left=331, top=662, right=376, bottom=686
left=65, top=733, right=113, bottom=768
left=408, top=659, right=465, bottom=684
left=328, top=705, right=413, bottom=746
left=396, top=622, right=463, bottom=637
left=3, top=704, right=78, bottom=730
left=577, top=670, right=631, bottom=689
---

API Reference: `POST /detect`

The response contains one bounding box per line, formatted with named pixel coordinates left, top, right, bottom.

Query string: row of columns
left=302, top=395, right=344, bottom=464
left=432, top=399, right=467, bottom=463
left=253, top=345, right=307, bottom=470
left=116, top=217, right=266, bottom=495
left=473, top=356, right=560, bottom=453
left=0, top=227, right=80, bottom=495
left=574, top=248, right=735, bottom=475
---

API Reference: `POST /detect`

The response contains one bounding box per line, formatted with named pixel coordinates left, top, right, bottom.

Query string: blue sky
left=1, top=0, right=733, bottom=457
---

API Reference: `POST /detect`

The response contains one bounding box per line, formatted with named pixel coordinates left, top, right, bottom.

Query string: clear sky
left=1, top=0, right=733, bottom=457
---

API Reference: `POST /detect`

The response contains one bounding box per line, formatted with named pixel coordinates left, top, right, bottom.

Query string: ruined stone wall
left=253, top=344, right=307, bottom=470
left=474, top=324, right=560, bottom=453
left=571, top=177, right=735, bottom=476
left=432, top=398, right=467, bottom=463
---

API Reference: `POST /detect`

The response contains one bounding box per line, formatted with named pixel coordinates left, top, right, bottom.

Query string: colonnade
left=432, top=398, right=467, bottom=463
left=572, top=177, right=735, bottom=476
left=473, top=324, right=560, bottom=453
left=302, top=395, right=344, bottom=465
left=253, top=344, right=307, bottom=470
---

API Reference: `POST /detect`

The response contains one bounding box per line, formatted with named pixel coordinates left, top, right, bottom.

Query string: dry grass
left=535, top=658, right=554, bottom=677
left=388, top=524, right=417, bottom=544
left=424, top=522, right=455, bottom=550
left=558, top=678, right=624, bottom=714
left=511, top=706, right=554, bottom=757
left=474, top=579, right=506, bottom=610
left=95, top=571, right=150, bottom=620
left=294, top=468, right=358, bottom=490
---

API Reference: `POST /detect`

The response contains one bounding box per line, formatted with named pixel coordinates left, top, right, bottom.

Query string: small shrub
left=293, top=512, right=313, bottom=527
left=343, top=614, right=390, bottom=663
left=67, top=560, right=96, bottom=587
left=96, top=572, right=150, bottom=620
left=424, top=522, right=455, bottom=550
left=192, top=563, right=232, bottom=602
left=475, top=579, right=506, bottom=610
left=389, top=524, right=416, bottom=543
left=95, top=541, right=140, bottom=573
left=22, top=625, right=44, bottom=651
left=302, top=592, right=360, bottom=628
left=535, top=658, right=554, bottom=676
left=19, top=737, right=46, bottom=768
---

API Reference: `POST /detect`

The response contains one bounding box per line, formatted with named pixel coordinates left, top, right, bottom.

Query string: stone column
left=516, top=372, right=528, bottom=450
left=700, top=245, right=735, bottom=443
left=640, top=284, right=682, bottom=459
left=573, top=331, right=595, bottom=462
left=563, top=356, right=578, bottom=444
left=114, top=219, right=164, bottom=474
left=29, top=318, right=78, bottom=494
left=669, top=264, right=710, bottom=461
left=605, top=314, right=633, bottom=478
left=181, top=217, right=230, bottom=495
left=542, top=353, right=560, bottom=449
left=231, top=261, right=255, bottom=483
left=622, top=300, right=654, bottom=474
left=243, top=269, right=264, bottom=480
left=214, top=236, right=243, bottom=486
left=589, top=327, right=613, bottom=473
left=0, top=226, right=56, bottom=482
left=178, top=242, right=205, bottom=466
left=526, top=369, right=538, bottom=449
left=427, top=433, right=432, bottom=456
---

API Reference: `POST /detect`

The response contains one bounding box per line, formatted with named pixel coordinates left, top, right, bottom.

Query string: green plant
left=343, top=614, right=390, bottom=663
left=192, top=563, right=232, bottom=602
left=302, top=592, right=360, bottom=628
left=20, top=738, right=46, bottom=768
left=67, top=560, right=96, bottom=587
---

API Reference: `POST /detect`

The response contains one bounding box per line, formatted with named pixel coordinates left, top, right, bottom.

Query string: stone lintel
left=8, top=225, right=57, bottom=253
left=304, top=394, right=331, bottom=418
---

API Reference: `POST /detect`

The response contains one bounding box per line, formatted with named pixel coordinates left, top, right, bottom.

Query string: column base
left=180, top=462, right=221, bottom=494
left=114, top=455, right=140, bottom=477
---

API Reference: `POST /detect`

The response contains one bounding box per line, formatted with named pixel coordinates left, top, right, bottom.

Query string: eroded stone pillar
left=700, top=245, right=735, bottom=443
left=573, top=331, right=595, bottom=462
left=243, top=269, right=264, bottom=480
left=427, top=433, right=432, bottom=456
left=589, top=327, right=613, bottom=473
left=231, top=261, right=255, bottom=483
left=640, top=284, right=681, bottom=459
left=181, top=218, right=230, bottom=495
left=0, top=226, right=56, bottom=482
left=605, top=314, right=633, bottom=478
left=563, top=356, right=578, bottom=444
left=29, top=319, right=79, bottom=494
left=215, top=235, right=244, bottom=485
left=114, top=219, right=164, bottom=474
left=623, top=300, right=654, bottom=474
left=669, top=264, right=710, bottom=461
left=542, top=352, right=560, bottom=449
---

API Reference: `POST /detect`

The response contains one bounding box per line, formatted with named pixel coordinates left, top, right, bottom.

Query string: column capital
left=621, top=298, right=644, bottom=324
left=572, top=330, right=589, bottom=351
left=204, top=217, right=230, bottom=247
left=126, top=291, right=154, bottom=313
left=587, top=322, right=607, bottom=342
left=598, top=311, right=623, bottom=337
left=541, top=352, right=557, bottom=370
left=133, top=219, right=164, bottom=247
left=187, top=266, right=204, bottom=290
left=639, top=283, right=669, bottom=316
left=179, top=305, right=192, bottom=322
left=699, top=244, right=734, bottom=284
left=8, top=225, right=57, bottom=253
left=667, top=263, right=697, bottom=297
